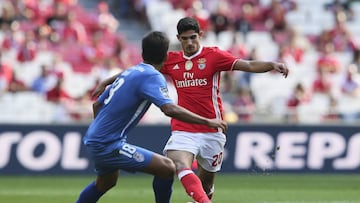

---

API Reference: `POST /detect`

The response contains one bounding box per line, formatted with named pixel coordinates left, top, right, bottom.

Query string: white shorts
left=163, top=131, right=226, bottom=172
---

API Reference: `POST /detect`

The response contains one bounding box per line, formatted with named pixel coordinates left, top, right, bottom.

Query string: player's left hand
left=207, top=119, right=228, bottom=133
left=273, top=62, right=289, bottom=78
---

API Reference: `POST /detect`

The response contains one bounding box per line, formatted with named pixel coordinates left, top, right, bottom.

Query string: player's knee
left=161, top=157, right=176, bottom=179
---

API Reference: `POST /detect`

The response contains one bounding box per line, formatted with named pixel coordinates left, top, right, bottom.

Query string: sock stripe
left=177, top=168, right=193, bottom=179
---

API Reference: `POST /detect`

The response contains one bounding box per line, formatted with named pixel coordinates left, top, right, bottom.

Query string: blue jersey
left=84, top=63, right=173, bottom=145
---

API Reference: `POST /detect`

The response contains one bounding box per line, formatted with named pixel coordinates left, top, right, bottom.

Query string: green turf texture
left=0, top=174, right=359, bottom=203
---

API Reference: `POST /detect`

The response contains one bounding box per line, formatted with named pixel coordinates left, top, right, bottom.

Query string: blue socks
left=76, top=181, right=105, bottom=203
left=152, top=176, right=174, bottom=203
left=77, top=177, right=174, bottom=203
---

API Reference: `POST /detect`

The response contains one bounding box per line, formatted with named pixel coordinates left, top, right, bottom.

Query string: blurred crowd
left=1, top=0, right=360, bottom=124
left=0, top=0, right=142, bottom=123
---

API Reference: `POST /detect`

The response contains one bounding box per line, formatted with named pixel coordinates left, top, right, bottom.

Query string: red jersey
left=162, top=46, right=237, bottom=132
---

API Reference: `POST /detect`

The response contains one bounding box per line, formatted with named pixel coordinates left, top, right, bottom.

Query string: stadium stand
left=0, top=0, right=360, bottom=124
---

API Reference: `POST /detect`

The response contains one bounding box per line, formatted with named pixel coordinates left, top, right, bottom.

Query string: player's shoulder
left=127, top=63, right=159, bottom=77
left=167, top=50, right=182, bottom=58
left=202, top=46, right=224, bottom=53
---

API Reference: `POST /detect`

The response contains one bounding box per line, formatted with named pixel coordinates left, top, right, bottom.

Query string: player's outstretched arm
left=160, top=103, right=228, bottom=133
left=234, top=59, right=289, bottom=78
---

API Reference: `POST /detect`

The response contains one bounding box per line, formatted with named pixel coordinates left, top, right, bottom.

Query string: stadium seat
left=146, top=0, right=173, bottom=31
left=245, top=31, right=273, bottom=49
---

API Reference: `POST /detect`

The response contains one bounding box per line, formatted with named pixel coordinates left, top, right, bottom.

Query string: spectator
left=286, top=27, right=310, bottom=64
left=209, top=1, right=231, bottom=39
left=234, top=47, right=257, bottom=89
left=325, top=0, right=354, bottom=21
left=276, top=44, right=297, bottom=69
left=350, top=48, right=360, bottom=72
left=328, top=10, right=358, bottom=52
left=262, top=0, right=295, bottom=44
left=233, top=1, right=261, bottom=38
left=286, top=82, right=311, bottom=123
left=0, top=52, right=13, bottom=85
left=7, top=70, right=28, bottom=93
left=46, top=1, right=67, bottom=30
left=188, top=0, right=211, bottom=33
left=312, top=69, right=336, bottom=95
left=340, top=64, right=360, bottom=97
left=0, top=0, right=17, bottom=30
left=1, top=26, right=20, bottom=52
left=112, top=35, right=134, bottom=68
left=316, top=43, right=341, bottom=74
left=0, top=53, right=13, bottom=94
left=16, top=30, right=37, bottom=63
left=232, top=87, right=255, bottom=122
left=227, top=33, right=249, bottom=59
left=322, top=94, right=341, bottom=122
left=61, top=11, right=88, bottom=44
left=31, top=64, right=57, bottom=95
left=46, top=77, right=72, bottom=103
left=96, top=1, right=119, bottom=33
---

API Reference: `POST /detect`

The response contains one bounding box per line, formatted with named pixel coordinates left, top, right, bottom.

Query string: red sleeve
left=211, top=47, right=238, bottom=72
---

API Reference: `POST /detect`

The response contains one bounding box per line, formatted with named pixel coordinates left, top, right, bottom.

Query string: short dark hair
left=177, top=17, right=200, bottom=35
left=142, top=31, right=169, bottom=64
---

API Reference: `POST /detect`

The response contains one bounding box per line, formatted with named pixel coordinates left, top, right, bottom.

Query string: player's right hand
left=207, top=119, right=228, bottom=133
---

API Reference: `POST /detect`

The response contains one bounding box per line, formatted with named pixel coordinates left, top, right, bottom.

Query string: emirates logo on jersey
left=174, top=78, right=207, bottom=88
left=175, top=72, right=208, bottom=88
left=197, top=58, right=206, bottom=70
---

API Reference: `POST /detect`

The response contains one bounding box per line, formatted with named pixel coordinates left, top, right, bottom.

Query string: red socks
left=177, top=168, right=211, bottom=203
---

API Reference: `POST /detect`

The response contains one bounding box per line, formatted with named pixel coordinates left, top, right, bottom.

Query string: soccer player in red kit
left=94, top=17, right=288, bottom=203
left=153, top=17, right=288, bottom=203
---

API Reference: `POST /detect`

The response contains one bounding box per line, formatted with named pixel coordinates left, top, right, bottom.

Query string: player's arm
left=92, top=72, right=122, bottom=98
left=160, top=103, right=228, bottom=133
left=233, top=59, right=289, bottom=78
left=92, top=101, right=102, bottom=118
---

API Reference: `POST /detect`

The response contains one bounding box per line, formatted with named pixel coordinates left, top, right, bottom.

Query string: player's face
left=177, top=30, right=202, bottom=57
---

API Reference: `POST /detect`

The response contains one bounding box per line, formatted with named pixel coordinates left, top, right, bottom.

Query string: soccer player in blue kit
left=75, top=31, right=227, bottom=203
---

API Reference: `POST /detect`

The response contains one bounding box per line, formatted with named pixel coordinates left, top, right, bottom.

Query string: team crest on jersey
left=197, top=58, right=206, bottom=70
left=133, top=152, right=145, bottom=162
left=160, top=87, right=170, bottom=98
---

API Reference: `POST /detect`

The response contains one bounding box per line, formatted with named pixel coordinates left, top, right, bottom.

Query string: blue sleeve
left=139, top=74, right=174, bottom=107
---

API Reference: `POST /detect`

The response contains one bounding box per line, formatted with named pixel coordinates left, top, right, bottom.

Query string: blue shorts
left=86, top=141, right=154, bottom=176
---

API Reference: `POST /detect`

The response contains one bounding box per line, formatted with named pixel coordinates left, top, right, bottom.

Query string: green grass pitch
left=0, top=174, right=359, bottom=203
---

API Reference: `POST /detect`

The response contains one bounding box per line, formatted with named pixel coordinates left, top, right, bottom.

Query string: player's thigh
left=93, top=142, right=155, bottom=175
left=142, top=153, right=175, bottom=179
left=197, top=132, right=226, bottom=172
left=167, top=150, right=195, bottom=169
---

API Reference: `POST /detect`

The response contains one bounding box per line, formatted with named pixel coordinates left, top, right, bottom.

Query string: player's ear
left=199, top=31, right=204, bottom=38
left=176, top=34, right=180, bottom=41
